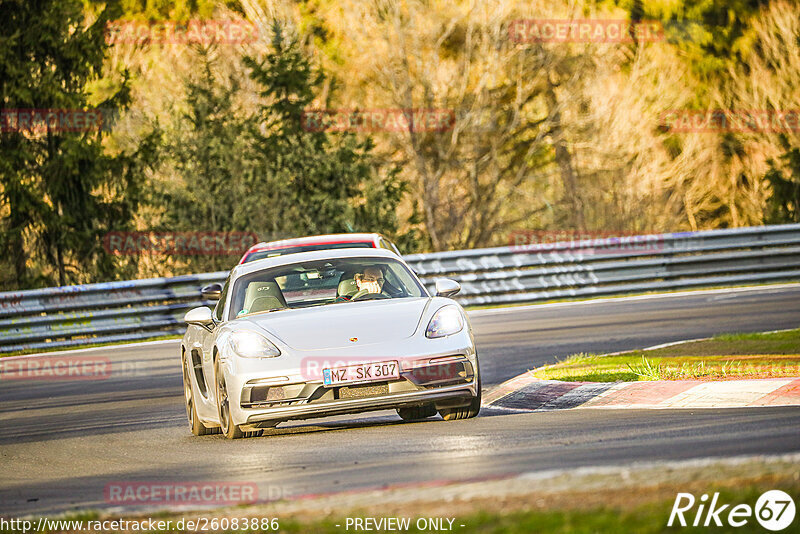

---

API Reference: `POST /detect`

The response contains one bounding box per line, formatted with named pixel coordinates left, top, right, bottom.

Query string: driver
left=352, top=266, right=385, bottom=299
left=335, top=264, right=403, bottom=302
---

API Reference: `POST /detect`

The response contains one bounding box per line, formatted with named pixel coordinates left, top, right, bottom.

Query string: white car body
left=180, top=248, right=480, bottom=438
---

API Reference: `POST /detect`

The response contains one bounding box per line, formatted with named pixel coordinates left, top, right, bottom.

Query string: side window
left=214, top=278, right=230, bottom=321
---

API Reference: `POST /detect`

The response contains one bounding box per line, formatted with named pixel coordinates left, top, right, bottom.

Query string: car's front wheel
left=439, top=375, right=481, bottom=420
left=214, top=358, right=261, bottom=439
left=183, top=353, right=216, bottom=436
left=397, top=403, right=437, bottom=421
left=439, top=396, right=480, bottom=420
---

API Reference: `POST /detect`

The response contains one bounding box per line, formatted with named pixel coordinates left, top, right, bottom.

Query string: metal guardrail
left=2, top=224, right=799, bottom=353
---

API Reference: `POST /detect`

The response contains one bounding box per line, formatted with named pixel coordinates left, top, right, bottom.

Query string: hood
left=237, top=297, right=430, bottom=351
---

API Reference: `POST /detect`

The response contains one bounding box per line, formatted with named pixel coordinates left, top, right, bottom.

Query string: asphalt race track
left=2, top=285, right=800, bottom=517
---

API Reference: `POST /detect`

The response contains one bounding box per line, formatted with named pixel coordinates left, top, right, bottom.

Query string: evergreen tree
left=147, top=23, right=411, bottom=276
left=150, top=46, right=255, bottom=273
left=764, top=146, right=800, bottom=223
left=242, top=22, right=409, bottom=243
left=0, top=0, right=150, bottom=289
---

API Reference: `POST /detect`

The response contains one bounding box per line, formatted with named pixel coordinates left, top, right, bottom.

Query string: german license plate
left=322, top=360, right=399, bottom=386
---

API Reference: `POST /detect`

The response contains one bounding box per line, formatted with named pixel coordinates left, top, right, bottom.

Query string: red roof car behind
left=239, top=233, right=401, bottom=264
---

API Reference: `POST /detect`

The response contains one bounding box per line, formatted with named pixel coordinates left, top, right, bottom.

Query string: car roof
left=231, top=247, right=405, bottom=279
left=246, top=233, right=381, bottom=252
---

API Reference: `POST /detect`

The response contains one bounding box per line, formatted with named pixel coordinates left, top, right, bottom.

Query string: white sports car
left=181, top=248, right=480, bottom=439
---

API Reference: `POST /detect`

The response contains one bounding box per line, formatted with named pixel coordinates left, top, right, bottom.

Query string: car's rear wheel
left=183, top=353, right=216, bottom=436
left=397, top=403, right=437, bottom=421
left=214, top=358, right=262, bottom=439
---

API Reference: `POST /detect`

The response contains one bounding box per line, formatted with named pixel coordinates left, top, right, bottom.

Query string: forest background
left=1, top=0, right=798, bottom=290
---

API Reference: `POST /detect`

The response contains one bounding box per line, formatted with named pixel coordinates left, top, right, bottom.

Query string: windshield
left=228, top=257, right=427, bottom=320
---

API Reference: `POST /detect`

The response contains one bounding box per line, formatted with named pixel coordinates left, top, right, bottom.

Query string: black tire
left=182, top=353, right=215, bottom=436
left=214, top=358, right=260, bottom=439
left=439, top=396, right=480, bottom=420
left=397, top=404, right=437, bottom=421
left=439, top=373, right=481, bottom=421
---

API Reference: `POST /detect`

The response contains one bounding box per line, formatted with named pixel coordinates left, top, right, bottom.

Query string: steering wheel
left=352, top=292, right=390, bottom=301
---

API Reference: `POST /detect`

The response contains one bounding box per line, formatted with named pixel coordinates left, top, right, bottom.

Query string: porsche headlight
left=426, top=305, right=464, bottom=338
left=228, top=331, right=281, bottom=358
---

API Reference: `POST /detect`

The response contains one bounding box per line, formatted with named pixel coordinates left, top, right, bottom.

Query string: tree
left=304, top=1, right=600, bottom=249
left=764, top=146, right=800, bottom=223
left=114, top=0, right=244, bottom=20
left=626, top=0, right=795, bottom=230
left=243, top=22, right=409, bottom=243
left=0, top=0, right=150, bottom=289
left=148, top=46, right=256, bottom=274
left=139, top=21, right=412, bottom=277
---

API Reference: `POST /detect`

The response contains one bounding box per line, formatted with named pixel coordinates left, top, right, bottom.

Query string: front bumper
left=243, top=381, right=476, bottom=426
left=223, top=344, right=478, bottom=427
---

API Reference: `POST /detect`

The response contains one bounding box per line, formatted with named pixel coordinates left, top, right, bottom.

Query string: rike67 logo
left=669, top=490, right=796, bottom=531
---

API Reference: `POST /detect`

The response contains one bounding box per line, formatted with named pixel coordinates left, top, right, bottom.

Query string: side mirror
left=201, top=282, right=223, bottom=301
left=435, top=279, right=461, bottom=298
left=184, top=306, right=214, bottom=328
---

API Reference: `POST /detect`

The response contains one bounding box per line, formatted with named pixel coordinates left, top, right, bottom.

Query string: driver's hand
left=360, top=280, right=382, bottom=294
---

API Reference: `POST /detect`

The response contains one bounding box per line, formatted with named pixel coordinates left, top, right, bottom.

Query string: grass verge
left=534, top=328, right=800, bottom=382
left=271, top=480, right=799, bottom=533
left=8, top=475, right=797, bottom=533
